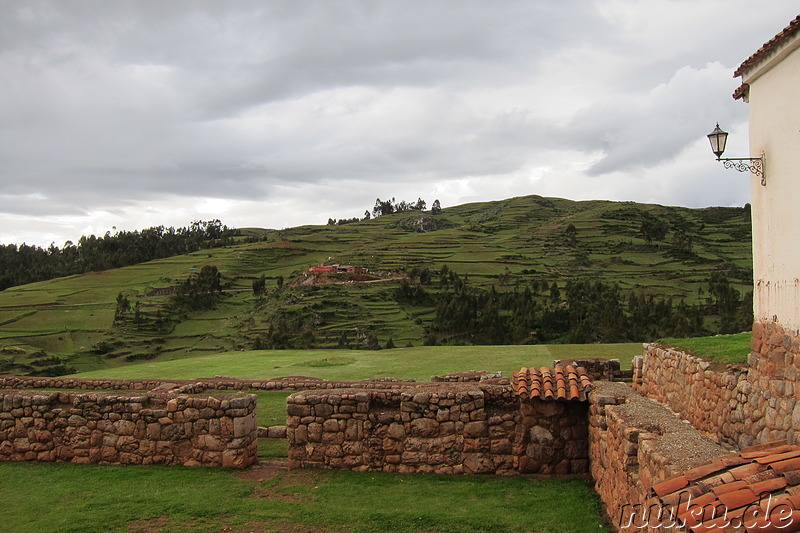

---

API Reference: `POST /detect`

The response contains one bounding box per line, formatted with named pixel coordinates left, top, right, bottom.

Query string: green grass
left=0, top=462, right=609, bottom=532
left=251, top=391, right=292, bottom=427
left=74, top=343, right=643, bottom=382
left=656, top=332, right=752, bottom=365
left=258, top=438, right=288, bottom=458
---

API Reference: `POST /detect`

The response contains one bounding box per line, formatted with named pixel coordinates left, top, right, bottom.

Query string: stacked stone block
left=516, top=399, right=588, bottom=474
left=287, top=384, right=589, bottom=475
left=589, top=382, right=727, bottom=532
left=636, top=322, right=800, bottom=448
left=747, top=321, right=800, bottom=445
left=0, top=391, right=258, bottom=468
left=0, top=375, right=416, bottom=393
left=634, top=344, right=748, bottom=448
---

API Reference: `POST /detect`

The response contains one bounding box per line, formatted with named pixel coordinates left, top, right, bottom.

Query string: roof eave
left=733, top=15, right=800, bottom=81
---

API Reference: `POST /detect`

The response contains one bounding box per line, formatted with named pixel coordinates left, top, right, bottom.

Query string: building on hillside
left=733, top=16, right=800, bottom=339
left=309, top=265, right=339, bottom=274
left=308, top=264, right=368, bottom=275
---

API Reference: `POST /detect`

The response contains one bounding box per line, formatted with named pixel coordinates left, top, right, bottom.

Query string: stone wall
left=0, top=390, right=258, bottom=468
left=635, top=321, right=800, bottom=448
left=0, top=375, right=417, bottom=393
left=633, top=344, right=748, bottom=448
left=286, top=383, right=588, bottom=475
left=589, top=381, right=727, bottom=532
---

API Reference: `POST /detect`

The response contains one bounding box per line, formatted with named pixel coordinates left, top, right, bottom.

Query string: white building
left=733, top=15, right=800, bottom=334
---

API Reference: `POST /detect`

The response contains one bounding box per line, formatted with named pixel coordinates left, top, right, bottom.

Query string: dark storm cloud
left=0, top=0, right=797, bottom=245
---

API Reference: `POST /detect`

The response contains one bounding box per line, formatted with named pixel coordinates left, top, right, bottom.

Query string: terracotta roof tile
left=756, top=450, right=800, bottom=465
left=744, top=510, right=800, bottom=533
left=743, top=469, right=781, bottom=485
left=660, top=483, right=706, bottom=506
left=734, top=16, right=800, bottom=78
left=741, top=440, right=790, bottom=456
left=649, top=439, right=800, bottom=533
left=770, top=457, right=800, bottom=475
left=710, top=479, right=749, bottom=496
left=784, top=470, right=800, bottom=486
left=512, top=365, right=591, bottom=401
left=730, top=462, right=768, bottom=480
left=751, top=476, right=788, bottom=495
left=719, top=453, right=754, bottom=468
left=652, top=475, right=689, bottom=497
left=700, top=471, right=736, bottom=488
left=685, top=459, right=731, bottom=481
left=742, top=444, right=796, bottom=459
left=716, top=488, right=759, bottom=510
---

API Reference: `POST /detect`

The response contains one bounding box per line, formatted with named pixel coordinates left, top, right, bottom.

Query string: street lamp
left=707, top=123, right=766, bottom=185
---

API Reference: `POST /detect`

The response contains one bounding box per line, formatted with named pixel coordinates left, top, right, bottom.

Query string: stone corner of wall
left=589, top=380, right=729, bottom=527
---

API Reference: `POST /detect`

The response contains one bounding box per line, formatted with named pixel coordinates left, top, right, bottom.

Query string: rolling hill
left=0, top=195, right=752, bottom=375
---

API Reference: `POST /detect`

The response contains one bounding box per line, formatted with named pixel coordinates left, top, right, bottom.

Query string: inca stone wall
left=589, top=382, right=727, bottom=532
left=635, top=321, right=800, bottom=448
left=286, top=383, right=588, bottom=475
left=0, top=390, right=258, bottom=468
left=0, top=375, right=417, bottom=393
left=747, top=321, right=800, bottom=445
left=633, top=345, right=748, bottom=448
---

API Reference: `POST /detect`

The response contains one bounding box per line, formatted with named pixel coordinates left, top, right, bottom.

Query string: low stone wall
left=0, top=390, right=258, bottom=468
left=286, top=383, right=588, bottom=475
left=430, top=371, right=503, bottom=382
left=634, top=344, right=748, bottom=448
left=0, top=375, right=416, bottom=393
left=636, top=321, right=800, bottom=448
left=589, top=381, right=727, bottom=532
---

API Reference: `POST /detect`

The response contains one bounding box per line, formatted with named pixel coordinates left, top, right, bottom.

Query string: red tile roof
left=650, top=440, right=800, bottom=532
left=733, top=15, right=800, bottom=100
left=512, top=365, right=591, bottom=401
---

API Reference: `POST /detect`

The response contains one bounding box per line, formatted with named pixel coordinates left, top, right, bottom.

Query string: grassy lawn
left=0, top=462, right=609, bottom=533
left=656, top=332, right=751, bottom=365
left=3, top=345, right=632, bottom=531
left=251, top=391, right=293, bottom=427
left=74, top=343, right=643, bottom=382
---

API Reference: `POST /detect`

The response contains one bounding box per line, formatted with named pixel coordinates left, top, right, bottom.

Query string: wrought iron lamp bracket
left=717, top=154, right=766, bottom=186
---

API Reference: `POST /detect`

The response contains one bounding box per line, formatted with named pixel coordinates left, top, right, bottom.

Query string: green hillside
left=0, top=195, right=752, bottom=375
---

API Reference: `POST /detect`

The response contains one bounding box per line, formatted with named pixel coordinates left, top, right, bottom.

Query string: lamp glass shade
left=707, top=123, right=728, bottom=159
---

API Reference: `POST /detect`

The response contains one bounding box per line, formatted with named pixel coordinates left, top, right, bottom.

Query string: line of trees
left=0, top=220, right=236, bottom=291
left=412, top=267, right=752, bottom=345
left=326, top=197, right=443, bottom=226
left=111, top=265, right=224, bottom=337
left=373, top=197, right=426, bottom=217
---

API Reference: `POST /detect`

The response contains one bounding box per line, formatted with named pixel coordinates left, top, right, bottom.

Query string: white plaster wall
left=745, top=37, right=800, bottom=331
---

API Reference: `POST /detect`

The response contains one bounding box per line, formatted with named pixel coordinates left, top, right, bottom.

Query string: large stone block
left=233, top=414, right=256, bottom=438
left=462, top=453, right=494, bottom=474
left=463, top=421, right=488, bottom=438
left=410, top=418, right=439, bottom=438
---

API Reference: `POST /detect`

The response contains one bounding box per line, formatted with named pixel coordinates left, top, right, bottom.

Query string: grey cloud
left=566, top=63, right=747, bottom=175
left=0, top=0, right=797, bottom=245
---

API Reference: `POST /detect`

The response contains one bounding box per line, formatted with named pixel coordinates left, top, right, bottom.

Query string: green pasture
left=0, top=462, right=609, bottom=533
left=75, top=343, right=642, bottom=382
left=657, top=332, right=751, bottom=365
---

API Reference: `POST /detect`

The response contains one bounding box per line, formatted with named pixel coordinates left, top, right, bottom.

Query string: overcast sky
left=1, top=1, right=797, bottom=247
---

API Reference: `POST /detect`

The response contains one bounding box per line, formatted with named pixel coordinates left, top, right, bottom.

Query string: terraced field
left=0, top=195, right=751, bottom=374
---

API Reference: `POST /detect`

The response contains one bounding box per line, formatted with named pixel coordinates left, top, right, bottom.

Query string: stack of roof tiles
left=651, top=440, right=800, bottom=532
left=512, top=365, right=591, bottom=401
